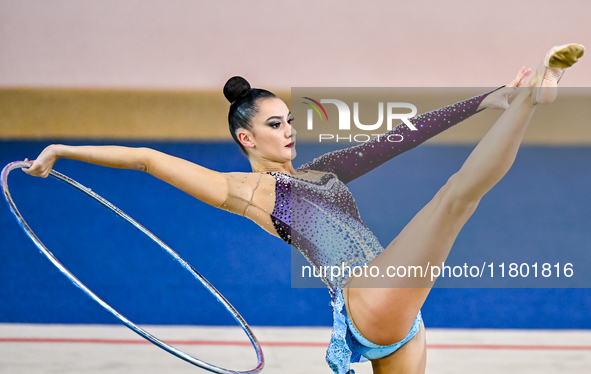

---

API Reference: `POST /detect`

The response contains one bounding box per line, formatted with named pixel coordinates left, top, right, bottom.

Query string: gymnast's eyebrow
left=266, top=112, right=292, bottom=122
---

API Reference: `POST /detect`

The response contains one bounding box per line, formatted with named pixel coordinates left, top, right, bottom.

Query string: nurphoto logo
left=303, top=97, right=418, bottom=143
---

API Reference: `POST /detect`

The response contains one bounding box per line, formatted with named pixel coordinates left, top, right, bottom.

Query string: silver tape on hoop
left=1, top=161, right=264, bottom=374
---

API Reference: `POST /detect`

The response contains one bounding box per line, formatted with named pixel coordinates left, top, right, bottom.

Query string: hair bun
left=223, top=76, right=251, bottom=103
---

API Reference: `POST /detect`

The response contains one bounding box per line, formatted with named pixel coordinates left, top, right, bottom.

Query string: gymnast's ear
left=237, top=129, right=255, bottom=149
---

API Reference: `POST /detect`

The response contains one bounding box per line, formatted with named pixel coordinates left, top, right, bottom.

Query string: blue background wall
left=1, top=141, right=590, bottom=328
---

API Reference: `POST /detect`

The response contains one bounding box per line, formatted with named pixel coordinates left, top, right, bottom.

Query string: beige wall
left=1, top=0, right=590, bottom=89
left=2, top=88, right=590, bottom=143
left=1, top=1, right=589, bottom=142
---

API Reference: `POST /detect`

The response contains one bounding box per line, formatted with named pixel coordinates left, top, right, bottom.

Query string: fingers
left=518, top=67, right=532, bottom=81
left=508, top=66, right=526, bottom=87
left=22, top=159, right=31, bottom=173
left=518, top=68, right=532, bottom=87
left=21, top=158, right=48, bottom=177
left=507, top=67, right=532, bottom=88
left=22, top=164, right=35, bottom=175
left=516, top=67, right=532, bottom=88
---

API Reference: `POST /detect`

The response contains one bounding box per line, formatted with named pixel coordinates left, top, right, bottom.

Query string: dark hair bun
left=223, top=76, right=251, bottom=103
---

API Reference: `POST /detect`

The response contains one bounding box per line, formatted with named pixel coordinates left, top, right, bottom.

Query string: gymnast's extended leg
left=346, top=44, right=584, bottom=374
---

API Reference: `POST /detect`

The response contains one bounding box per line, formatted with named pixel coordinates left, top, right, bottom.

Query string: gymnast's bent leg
left=346, top=44, right=584, bottom=374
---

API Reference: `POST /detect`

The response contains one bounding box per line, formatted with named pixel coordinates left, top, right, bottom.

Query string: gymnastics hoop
left=1, top=161, right=264, bottom=374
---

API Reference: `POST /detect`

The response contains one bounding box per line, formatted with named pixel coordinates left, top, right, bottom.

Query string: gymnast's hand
left=23, top=144, right=60, bottom=178
left=478, top=66, right=532, bottom=110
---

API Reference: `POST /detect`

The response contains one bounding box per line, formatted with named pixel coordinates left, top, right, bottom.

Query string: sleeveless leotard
left=219, top=89, right=495, bottom=374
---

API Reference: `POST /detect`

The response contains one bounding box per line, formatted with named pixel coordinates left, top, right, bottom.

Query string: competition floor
left=2, top=324, right=591, bottom=373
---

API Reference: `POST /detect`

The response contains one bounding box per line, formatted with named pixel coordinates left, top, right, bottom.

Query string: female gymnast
left=23, top=44, right=584, bottom=374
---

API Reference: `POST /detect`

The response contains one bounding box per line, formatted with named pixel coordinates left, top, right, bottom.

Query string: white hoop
left=1, top=161, right=264, bottom=374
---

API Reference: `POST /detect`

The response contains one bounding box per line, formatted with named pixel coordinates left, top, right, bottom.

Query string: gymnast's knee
left=437, top=175, right=481, bottom=218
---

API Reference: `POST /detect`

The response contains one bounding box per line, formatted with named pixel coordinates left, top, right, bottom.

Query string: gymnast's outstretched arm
left=296, top=92, right=493, bottom=183
left=24, top=144, right=228, bottom=207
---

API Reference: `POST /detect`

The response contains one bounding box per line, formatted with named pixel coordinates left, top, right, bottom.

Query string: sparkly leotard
left=219, top=90, right=495, bottom=374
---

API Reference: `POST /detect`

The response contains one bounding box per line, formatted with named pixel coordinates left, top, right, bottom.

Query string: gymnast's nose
left=287, top=125, right=296, bottom=139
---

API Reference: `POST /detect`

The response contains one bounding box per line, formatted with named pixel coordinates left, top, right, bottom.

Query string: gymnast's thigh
left=348, top=182, right=479, bottom=344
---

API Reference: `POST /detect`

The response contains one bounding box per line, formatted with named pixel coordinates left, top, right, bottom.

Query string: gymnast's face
left=238, top=97, right=296, bottom=163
